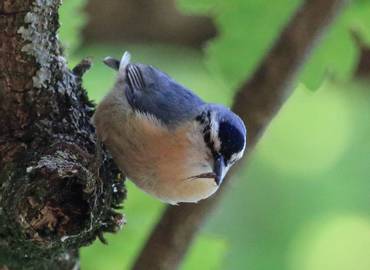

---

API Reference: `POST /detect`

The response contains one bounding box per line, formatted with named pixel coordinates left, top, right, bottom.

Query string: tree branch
left=352, top=31, right=370, bottom=79
left=0, top=1, right=126, bottom=269
left=131, top=0, right=348, bottom=269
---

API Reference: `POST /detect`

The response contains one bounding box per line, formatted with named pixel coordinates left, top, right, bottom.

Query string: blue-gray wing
left=124, top=64, right=205, bottom=126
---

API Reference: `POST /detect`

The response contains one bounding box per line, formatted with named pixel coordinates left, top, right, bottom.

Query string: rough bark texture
left=132, top=0, right=348, bottom=269
left=0, top=1, right=126, bottom=269
left=84, top=0, right=217, bottom=48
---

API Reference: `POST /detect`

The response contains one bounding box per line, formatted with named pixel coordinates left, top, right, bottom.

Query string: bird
left=93, top=52, right=246, bottom=204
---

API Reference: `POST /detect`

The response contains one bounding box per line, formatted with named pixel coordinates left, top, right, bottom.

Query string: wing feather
left=125, top=64, right=205, bottom=126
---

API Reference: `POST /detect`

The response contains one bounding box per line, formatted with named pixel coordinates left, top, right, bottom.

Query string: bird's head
left=195, top=104, right=246, bottom=185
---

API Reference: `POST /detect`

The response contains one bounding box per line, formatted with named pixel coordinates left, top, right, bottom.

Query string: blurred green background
left=59, top=0, right=370, bottom=269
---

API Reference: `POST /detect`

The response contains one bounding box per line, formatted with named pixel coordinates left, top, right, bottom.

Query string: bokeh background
left=59, top=0, right=370, bottom=269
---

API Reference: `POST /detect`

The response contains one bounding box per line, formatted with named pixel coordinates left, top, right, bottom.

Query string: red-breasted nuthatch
left=93, top=52, right=246, bottom=204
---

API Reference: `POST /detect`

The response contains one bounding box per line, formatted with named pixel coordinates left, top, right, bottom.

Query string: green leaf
left=178, top=0, right=370, bottom=90
left=179, top=0, right=303, bottom=90
left=300, top=0, right=370, bottom=89
left=300, top=15, right=358, bottom=89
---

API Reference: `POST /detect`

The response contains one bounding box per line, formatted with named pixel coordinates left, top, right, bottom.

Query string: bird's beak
left=214, top=155, right=225, bottom=186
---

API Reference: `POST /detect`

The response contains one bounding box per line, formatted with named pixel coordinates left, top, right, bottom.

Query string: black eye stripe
left=196, top=109, right=246, bottom=164
left=195, top=111, right=207, bottom=124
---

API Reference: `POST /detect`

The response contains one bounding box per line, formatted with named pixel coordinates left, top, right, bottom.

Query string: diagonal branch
left=131, top=0, right=348, bottom=269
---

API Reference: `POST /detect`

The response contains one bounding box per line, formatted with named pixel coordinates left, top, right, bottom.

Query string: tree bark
left=131, top=0, right=348, bottom=269
left=0, top=1, right=126, bottom=269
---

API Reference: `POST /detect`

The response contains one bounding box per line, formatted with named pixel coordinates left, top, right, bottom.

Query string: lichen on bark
left=0, top=0, right=126, bottom=269
left=17, top=0, right=62, bottom=89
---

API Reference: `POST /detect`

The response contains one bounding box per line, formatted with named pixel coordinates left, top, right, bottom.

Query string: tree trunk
left=0, top=1, right=126, bottom=269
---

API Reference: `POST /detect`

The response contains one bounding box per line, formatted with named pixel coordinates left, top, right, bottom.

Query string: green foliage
left=300, top=1, right=370, bottom=89
left=290, top=216, right=370, bottom=270
left=178, top=0, right=370, bottom=90
left=59, top=0, right=88, bottom=56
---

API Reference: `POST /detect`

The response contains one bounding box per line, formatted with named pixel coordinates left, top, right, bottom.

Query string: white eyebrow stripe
left=209, top=111, right=221, bottom=152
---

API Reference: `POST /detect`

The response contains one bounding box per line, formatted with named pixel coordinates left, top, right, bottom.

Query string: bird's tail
left=103, top=51, right=131, bottom=75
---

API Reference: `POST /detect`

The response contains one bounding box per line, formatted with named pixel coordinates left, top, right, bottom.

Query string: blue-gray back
left=125, top=64, right=205, bottom=126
